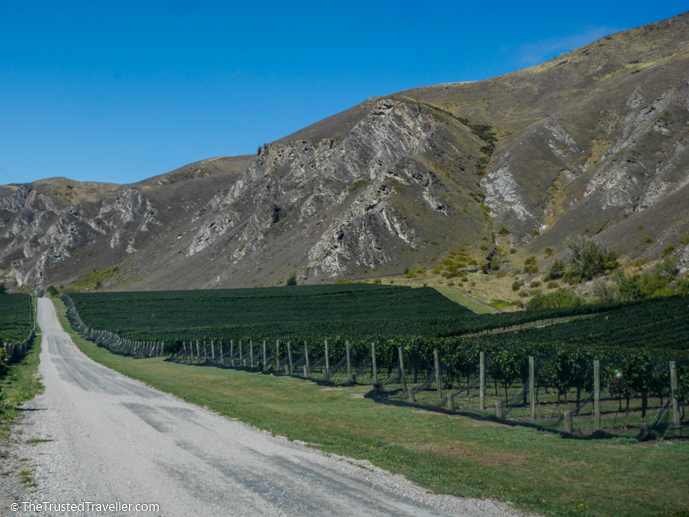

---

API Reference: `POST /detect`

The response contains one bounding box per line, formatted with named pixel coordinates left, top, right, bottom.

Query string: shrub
left=527, top=290, right=583, bottom=310
left=544, top=259, right=565, bottom=280
left=286, top=275, right=297, bottom=286
left=498, top=226, right=510, bottom=235
left=565, top=236, right=618, bottom=279
left=663, top=245, right=676, bottom=257
left=512, top=280, right=524, bottom=291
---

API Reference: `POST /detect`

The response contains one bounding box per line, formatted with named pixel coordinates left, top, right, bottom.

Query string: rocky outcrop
left=2, top=13, right=689, bottom=290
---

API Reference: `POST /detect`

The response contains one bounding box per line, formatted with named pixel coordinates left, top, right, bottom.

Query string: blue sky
left=1, top=1, right=687, bottom=185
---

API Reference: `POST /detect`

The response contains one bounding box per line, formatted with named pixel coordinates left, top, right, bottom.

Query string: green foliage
left=0, top=349, right=7, bottom=378
left=69, top=285, right=472, bottom=348
left=526, top=290, right=582, bottom=310
left=46, top=286, right=59, bottom=297
left=497, top=226, right=510, bottom=235
left=565, top=236, right=618, bottom=279
left=0, top=294, right=33, bottom=343
left=616, top=258, right=678, bottom=300
left=511, top=280, right=524, bottom=291
left=522, top=255, right=538, bottom=274
left=66, top=266, right=119, bottom=291
left=544, top=259, right=565, bottom=280
left=286, top=275, right=297, bottom=286
left=0, top=283, right=5, bottom=294
left=476, top=295, right=689, bottom=359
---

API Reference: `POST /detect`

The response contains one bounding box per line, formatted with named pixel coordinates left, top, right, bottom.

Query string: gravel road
left=2, top=298, right=528, bottom=516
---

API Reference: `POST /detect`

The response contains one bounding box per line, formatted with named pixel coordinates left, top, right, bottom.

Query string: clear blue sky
left=1, top=1, right=687, bottom=185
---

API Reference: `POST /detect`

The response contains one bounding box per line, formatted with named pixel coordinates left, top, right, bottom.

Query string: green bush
left=286, top=275, right=297, bottom=286
left=527, top=290, right=583, bottom=310
left=544, top=259, right=565, bottom=280
left=565, top=236, right=618, bottom=280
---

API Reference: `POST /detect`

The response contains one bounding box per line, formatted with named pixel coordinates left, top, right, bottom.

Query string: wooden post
left=203, top=341, right=207, bottom=362
left=529, top=356, right=535, bottom=421
left=275, top=340, right=280, bottom=370
left=398, top=346, right=407, bottom=393
left=196, top=340, right=200, bottom=363
left=371, top=343, right=378, bottom=388
left=239, top=340, right=244, bottom=366
left=230, top=340, right=235, bottom=366
left=408, top=386, right=416, bottom=403
left=304, top=342, right=310, bottom=377
left=480, top=351, right=486, bottom=411
left=219, top=341, right=224, bottom=363
left=564, top=410, right=573, bottom=434
left=594, top=359, right=601, bottom=431
left=495, top=400, right=503, bottom=419
left=263, top=340, right=267, bottom=371
left=161, top=342, right=165, bottom=357
left=346, top=341, right=353, bottom=382
left=671, top=361, right=682, bottom=437
left=446, top=392, right=454, bottom=410
left=250, top=340, right=254, bottom=368
left=211, top=340, right=215, bottom=361
left=324, top=339, right=330, bottom=381
left=434, top=349, right=442, bottom=399
left=287, top=342, right=293, bottom=374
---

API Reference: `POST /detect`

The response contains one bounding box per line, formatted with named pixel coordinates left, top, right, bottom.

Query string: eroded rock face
left=0, top=185, right=159, bottom=287
left=186, top=100, right=447, bottom=279
left=3, top=14, right=689, bottom=290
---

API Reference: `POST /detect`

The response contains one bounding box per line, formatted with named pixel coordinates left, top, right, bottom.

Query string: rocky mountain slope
left=2, top=12, right=689, bottom=291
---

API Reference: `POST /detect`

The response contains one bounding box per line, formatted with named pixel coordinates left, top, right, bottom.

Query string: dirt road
left=5, top=298, right=525, bottom=516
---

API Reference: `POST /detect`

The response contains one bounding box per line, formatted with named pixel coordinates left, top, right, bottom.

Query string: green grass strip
left=52, top=298, right=689, bottom=517
left=0, top=332, right=43, bottom=440
left=435, top=287, right=500, bottom=314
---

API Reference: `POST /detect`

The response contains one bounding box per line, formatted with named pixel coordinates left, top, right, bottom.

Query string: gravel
left=1, top=298, right=532, bottom=516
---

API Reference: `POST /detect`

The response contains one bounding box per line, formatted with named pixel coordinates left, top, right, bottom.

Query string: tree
left=286, top=275, right=297, bottom=286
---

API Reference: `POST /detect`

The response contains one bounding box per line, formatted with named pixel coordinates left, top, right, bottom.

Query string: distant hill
left=1, top=12, right=688, bottom=294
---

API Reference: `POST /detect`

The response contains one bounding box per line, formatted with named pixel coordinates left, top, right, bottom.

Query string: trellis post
left=594, top=359, right=601, bottom=431
left=479, top=351, right=486, bottom=411
left=398, top=346, right=407, bottom=393
left=250, top=340, right=254, bottom=368
left=434, top=350, right=442, bottom=399
left=304, top=342, right=310, bottom=377
left=263, top=340, right=267, bottom=371
left=287, top=342, right=293, bottom=374
left=371, top=343, right=379, bottom=389
left=529, top=356, right=535, bottom=421
left=324, top=339, right=330, bottom=381
left=671, top=361, right=682, bottom=437
left=346, top=341, right=353, bottom=382
left=275, top=340, right=280, bottom=370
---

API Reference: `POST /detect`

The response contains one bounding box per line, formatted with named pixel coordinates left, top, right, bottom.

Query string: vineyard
left=62, top=287, right=688, bottom=440
left=0, top=294, right=36, bottom=369
left=68, top=285, right=473, bottom=342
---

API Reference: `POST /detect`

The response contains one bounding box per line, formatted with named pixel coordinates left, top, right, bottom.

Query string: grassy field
left=435, top=286, right=500, bottom=314
left=53, top=298, right=689, bottom=517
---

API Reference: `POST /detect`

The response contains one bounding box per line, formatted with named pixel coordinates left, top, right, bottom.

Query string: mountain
left=2, top=12, right=689, bottom=293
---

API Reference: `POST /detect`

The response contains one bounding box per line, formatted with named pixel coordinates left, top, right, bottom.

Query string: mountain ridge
left=2, top=11, right=689, bottom=296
